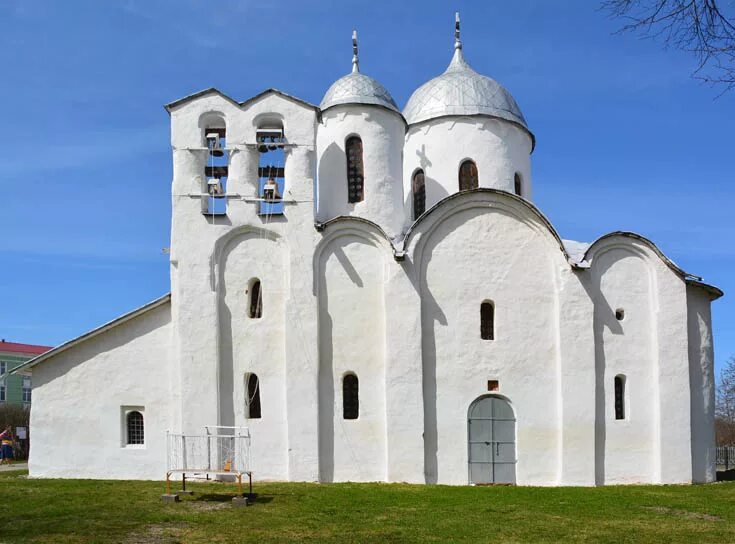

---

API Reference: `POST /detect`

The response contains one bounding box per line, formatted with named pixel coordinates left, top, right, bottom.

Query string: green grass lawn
left=3, top=470, right=735, bottom=543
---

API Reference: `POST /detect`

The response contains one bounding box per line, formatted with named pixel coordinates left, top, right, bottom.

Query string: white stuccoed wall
left=317, top=230, right=388, bottom=482
left=316, top=105, right=405, bottom=237
left=407, top=195, right=566, bottom=485
left=402, top=117, right=532, bottom=228
left=590, top=248, right=657, bottom=484
left=587, top=236, right=696, bottom=484
left=29, top=302, right=172, bottom=479
left=219, top=231, right=289, bottom=481
left=687, top=284, right=716, bottom=483
left=25, top=89, right=718, bottom=487
left=168, top=90, right=322, bottom=482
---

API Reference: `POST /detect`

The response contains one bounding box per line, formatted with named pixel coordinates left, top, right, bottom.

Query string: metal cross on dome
left=455, top=12, right=462, bottom=50
left=352, top=30, right=359, bottom=73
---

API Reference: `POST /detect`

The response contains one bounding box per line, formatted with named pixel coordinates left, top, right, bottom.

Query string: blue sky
left=1, top=1, right=733, bottom=373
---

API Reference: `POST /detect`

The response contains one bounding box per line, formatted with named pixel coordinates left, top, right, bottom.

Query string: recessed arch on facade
left=402, top=189, right=573, bottom=277
left=210, top=225, right=283, bottom=292
left=215, top=226, right=287, bottom=477
left=313, top=217, right=398, bottom=293
left=584, top=231, right=721, bottom=298
left=316, top=223, right=388, bottom=482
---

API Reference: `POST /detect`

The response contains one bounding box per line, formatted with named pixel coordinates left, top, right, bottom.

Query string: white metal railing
left=166, top=426, right=251, bottom=475
left=715, top=446, right=735, bottom=470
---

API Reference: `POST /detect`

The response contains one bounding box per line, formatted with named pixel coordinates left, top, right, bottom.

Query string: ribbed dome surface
left=320, top=71, right=399, bottom=113
left=403, top=48, right=528, bottom=130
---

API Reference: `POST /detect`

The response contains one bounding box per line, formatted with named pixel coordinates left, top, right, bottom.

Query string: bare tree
left=716, top=355, right=735, bottom=444
left=602, top=0, right=735, bottom=94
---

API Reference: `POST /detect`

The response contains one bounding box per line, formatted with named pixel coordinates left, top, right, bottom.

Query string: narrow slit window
left=514, top=173, right=522, bottom=196
left=614, top=375, right=625, bottom=420
left=126, top=411, right=144, bottom=445
left=459, top=159, right=478, bottom=191
left=343, top=373, right=359, bottom=420
left=248, top=279, right=263, bottom=319
left=412, top=169, right=426, bottom=220
left=481, top=301, right=495, bottom=340
left=246, top=373, right=261, bottom=419
left=345, top=136, right=364, bottom=203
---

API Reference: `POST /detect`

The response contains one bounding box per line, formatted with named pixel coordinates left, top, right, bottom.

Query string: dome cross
left=352, top=30, right=359, bottom=73
left=455, top=12, right=462, bottom=50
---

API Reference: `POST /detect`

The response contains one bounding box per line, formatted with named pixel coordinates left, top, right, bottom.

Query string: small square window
left=488, top=380, right=499, bottom=392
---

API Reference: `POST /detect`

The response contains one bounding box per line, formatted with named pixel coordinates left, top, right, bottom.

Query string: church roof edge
left=8, top=293, right=171, bottom=376
left=164, top=88, right=318, bottom=114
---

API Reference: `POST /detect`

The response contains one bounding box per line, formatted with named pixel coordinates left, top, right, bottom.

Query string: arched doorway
left=468, top=395, right=516, bottom=484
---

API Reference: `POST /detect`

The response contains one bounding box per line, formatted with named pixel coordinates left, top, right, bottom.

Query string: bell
left=258, top=144, right=268, bottom=153
left=206, top=132, right=224, bottom=157
left=207, top=178, right=224, bottom=196
left=268, top=144, right=277, bottom=151
left=262, top=178, right=281, bottom=201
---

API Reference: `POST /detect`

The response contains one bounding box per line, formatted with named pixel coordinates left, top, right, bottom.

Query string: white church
left=15, top=17, right=722, bottom=486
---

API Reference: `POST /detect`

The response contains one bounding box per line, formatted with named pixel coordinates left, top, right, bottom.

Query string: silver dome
left=320, top=70, right=399, bottom=113
left=403, top=47, right=529, bottom=131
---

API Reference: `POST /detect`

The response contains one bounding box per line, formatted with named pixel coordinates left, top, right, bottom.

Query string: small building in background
left=0, top=340, right=51, bottom=406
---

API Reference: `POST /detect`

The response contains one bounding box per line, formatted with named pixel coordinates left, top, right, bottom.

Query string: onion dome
left=403, top=14, right=530, bottom=135
left=320, top=30, right=399, bottom=113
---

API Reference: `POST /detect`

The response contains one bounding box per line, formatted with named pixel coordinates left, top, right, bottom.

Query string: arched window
left=614, top=375, right=625, bottom=420
left=246, top=373, right=261, bottom=419
left=459, top=159, right=478, bottom=191
left=126, top=411, right=144, bottom=445
left=343, top=373, right=359, bottom=420
left=480, top=301, right=495, bottom=340
left=412, top=169, right=426, bottom=220
left=248, top=279, right=262, bottom=319
left=514, top=173, right=522, bottom=196
left=345, top=136, right=364, bottom=203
